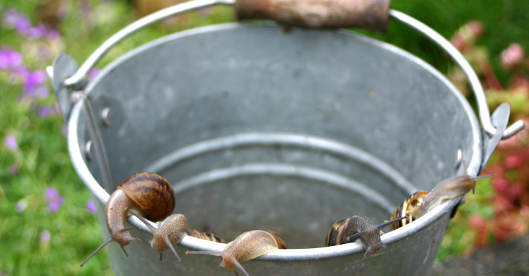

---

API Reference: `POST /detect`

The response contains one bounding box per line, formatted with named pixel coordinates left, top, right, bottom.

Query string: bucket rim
left=68, top=22, right=482, bottom=261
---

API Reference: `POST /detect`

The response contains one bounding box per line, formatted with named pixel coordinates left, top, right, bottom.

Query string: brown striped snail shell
left=117, top=172, right=175, bottom=221
left=326, top=215, right=406, bottom=257
left=190, top=229, right=226, bottom=243
left=390, top=191, right=429, bottom=229
left=81, top=172, right=175, bottom=267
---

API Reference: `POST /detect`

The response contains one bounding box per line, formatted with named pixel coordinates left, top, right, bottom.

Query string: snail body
left=186, top=230, right=287, bottom=276
left=81, top=172, right=175, bottom=267
left=131, top=211, right=191, bottom=261
left=391, top=175, right=489, bottom=229
left=130, top=211, right=226, bottom=261
left=326, top=215, right=405, bottom=256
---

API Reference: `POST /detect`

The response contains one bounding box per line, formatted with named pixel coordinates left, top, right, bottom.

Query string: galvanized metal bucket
left=49, top=0, right=524, bottom=275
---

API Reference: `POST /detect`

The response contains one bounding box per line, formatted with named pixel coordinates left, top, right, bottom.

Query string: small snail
left=390, top=174, right=491, bottom=229
left=326, top=215, right=406, bottom=256
left=190, top=229, right=226, bottom=243
left=129, top=210, right=226, bottom=261
left=186, top=230, right=288, bottom=276
left=81, top=172, right=175, bottom=267
left=129, top=210, right=190, bottom=262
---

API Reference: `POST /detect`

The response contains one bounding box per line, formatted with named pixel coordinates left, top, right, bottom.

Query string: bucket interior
left=78, top=23, right=480, bottom=250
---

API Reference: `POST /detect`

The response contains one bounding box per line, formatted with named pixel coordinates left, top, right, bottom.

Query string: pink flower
left=501, top=43, right=524, bottom=71
left=451, top=21, right=484, bottom=51
left=504, top=154, right=526, bottom=169
left=468, top=214, right=489, bottom=248
left=467, top=21, right=484, bottom=38
left=506, top=182, right=523, bottom=201
left=493, top=177, right=509, bottom=194
left=4, top=135, right=18, bottom=151
left=469, top=214, right=488, bottom=232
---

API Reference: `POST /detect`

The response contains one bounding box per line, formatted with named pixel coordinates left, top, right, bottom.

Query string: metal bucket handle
left=49, top=0, right=525, bottom=263
left=53, top=0, right=523, bottom=141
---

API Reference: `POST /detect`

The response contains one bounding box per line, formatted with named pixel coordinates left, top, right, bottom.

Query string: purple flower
left=3, top=8, right=61, bottom=42
left=88, top=68, right=100, bottom=80
left=46, top=187, right=64, bottom=212
left=3, top=9, right=33, bottom=36
left=38, top=45, right=51, bottom=60
left=0, top=48, right=22, bottom=70
left=86, top=199, right=96, bottom=214
left=3, top=9, right=24, bottom=26
left=61, top=124, right=68, bottom=137
left=81, top=1, right=92, bottom=16
left=9, top=164, right=19, bottom=175
left=33, top=85, right=50, bottom=99
left=40, top=230, right=51, bottom=249
left=38, top=106, right=53, bottom=118
left=26, top=24, right=47, bottom=40
left=37, top=104, right=59, bottom=118
left=46, top=187, right=59, bottom=199
left=44, top=28, right=60, bottom=41
left=10, top=65, right=29, bottom=79
left=16, top=199, right=27, bottom=212
left=4, top=135, right=18, bottom=151
left=23, top=70, right=47, bottom=94
left=40, top=230, right=51, bottom=242
left=15, top=16, right=32, bottom=36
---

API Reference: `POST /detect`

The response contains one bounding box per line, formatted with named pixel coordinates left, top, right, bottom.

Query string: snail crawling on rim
left=129, top=210, right=226, bottom=262
left=81, top=172, right=175, bottom=266
left=325, top=215, right=406, bottom=257
left=80, top=172, right=225, bottom=267
left=186, top=230, right=288, bottom=276
left=390, top=174, right=491, bottom=229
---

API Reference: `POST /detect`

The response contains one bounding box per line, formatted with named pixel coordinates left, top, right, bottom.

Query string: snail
left=186, top=230, right=288, bottom=276
left=326, top=215, right=406, bottom=256
left=129, top=210, right=189, bottom=261
left=129, top=210, right=226, bottom=261
left=390, top=174, right=491, bottom=229
left=81, top=172, right=175, bottom=267
left=189, top=229, right=226, bottom=243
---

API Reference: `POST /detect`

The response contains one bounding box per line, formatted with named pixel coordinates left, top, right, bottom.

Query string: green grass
left=1, top=0, right=528, bottom=274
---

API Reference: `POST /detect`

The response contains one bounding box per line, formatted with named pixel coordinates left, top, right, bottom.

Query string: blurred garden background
left=1, top=0, right=529, bottom=275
